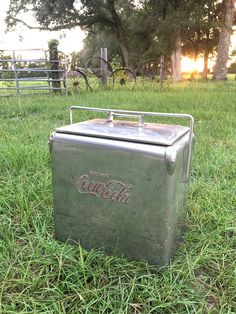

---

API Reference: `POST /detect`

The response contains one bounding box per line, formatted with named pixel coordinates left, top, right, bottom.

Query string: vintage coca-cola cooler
left=49, top=106, right=194, bottom=265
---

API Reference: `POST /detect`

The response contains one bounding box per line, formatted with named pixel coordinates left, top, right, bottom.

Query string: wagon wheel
left=85, top=57, right=113, bottom=90
left=109, top=68, right=136, bottom=89
left=64, top=69, right=92, bottom=94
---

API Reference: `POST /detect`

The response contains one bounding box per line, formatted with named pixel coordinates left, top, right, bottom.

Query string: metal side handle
left=69, top=106, right=194, bottom=180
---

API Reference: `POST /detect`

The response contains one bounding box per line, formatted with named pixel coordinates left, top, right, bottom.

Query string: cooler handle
left=106, top=112, right=144, bottom=127
left=69, top=106, right=194, bottom=180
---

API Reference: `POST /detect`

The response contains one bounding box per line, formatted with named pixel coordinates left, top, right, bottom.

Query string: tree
left=6, top=0, right=134, bottom=67
left=140, top=0, right=194, bottom=82
left=182, top=1, right=221, bottom=79
left=141, top=0, right=227, bottom=81
left=0, top=53, right=12, bottom=70
left=212, top=0, right=235, bottom=80
left=227, top=62, right=236, bottom=73
left=78, top=26, right=121, bottom=67
left=70, top=51, right=81, bottom=69
left=0, top=53, right=15, bottom=83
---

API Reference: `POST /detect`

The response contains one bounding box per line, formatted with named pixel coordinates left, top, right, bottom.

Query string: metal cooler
left=49, top=106, right=194, bottom=265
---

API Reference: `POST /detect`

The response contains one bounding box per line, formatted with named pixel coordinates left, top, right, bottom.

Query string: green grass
left=0, top=81, right=235, bottom=313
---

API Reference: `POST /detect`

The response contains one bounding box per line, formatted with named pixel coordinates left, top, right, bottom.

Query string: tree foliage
left=5, top=0, right=233, bottom=79
left=78, top=27, right=120, bottom=67
left=6, top=0, right=134, bottom=67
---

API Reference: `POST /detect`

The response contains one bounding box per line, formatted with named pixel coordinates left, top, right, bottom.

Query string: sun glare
left=181, top=57, right=204, bottom=73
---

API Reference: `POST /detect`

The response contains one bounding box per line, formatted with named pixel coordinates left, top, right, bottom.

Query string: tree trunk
left=202, top=49, right=209, bottom=79
left=171, top=28, right=182, bottom=82
left=107, top=0, right=129, bottom=67
left=160, top=55, right=165, bottom=85
left=110, top=26, right=129, bottom=68
left=112, top=20, right=129, bottom=67
left=100, top=48, right=108, bottom=86
left=117, top=31, right=129, bottom=67
left=212, top=0, right=235, bottom=80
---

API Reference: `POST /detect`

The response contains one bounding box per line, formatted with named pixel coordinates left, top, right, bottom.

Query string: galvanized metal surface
left=50, top=107, right=194, bottom=265
left=57, top=119, right=189, bottom=146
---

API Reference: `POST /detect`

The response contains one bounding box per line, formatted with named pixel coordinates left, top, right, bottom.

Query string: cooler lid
left=56, top=119, right=189, bottom=146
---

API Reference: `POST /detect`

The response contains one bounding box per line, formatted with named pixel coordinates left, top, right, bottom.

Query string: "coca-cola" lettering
left=75, top=173, right=132, bottom=203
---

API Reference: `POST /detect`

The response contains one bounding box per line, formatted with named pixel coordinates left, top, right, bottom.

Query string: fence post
left=48, top=39, right=61, bottom=93
left=63, top=53, right=69, bottom=96
left=45, top=50, right=51, bottom=94
left=12, top=50, right=20, bottom=95
left=160, top=55, right=165, bottom=86
left=100, top=48, right=107, bottom=86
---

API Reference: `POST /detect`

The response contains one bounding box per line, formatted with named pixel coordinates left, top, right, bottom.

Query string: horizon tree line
left=5, top=0, right=236, bottom=81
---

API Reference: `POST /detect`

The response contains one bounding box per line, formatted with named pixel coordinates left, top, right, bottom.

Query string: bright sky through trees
left=0, top=0, right=85, bottom=54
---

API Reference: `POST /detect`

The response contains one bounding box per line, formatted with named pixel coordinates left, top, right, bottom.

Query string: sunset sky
left=1, top=0, right=236, bottom=72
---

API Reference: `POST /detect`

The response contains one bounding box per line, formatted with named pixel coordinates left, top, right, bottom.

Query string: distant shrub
left=227, top=62, right=236, bottom=74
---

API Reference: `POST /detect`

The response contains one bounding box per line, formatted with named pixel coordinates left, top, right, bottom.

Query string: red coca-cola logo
left=75, top=172, right=132, bottom=203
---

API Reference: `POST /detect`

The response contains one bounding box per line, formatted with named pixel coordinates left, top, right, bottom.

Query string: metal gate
left=0, top=49, right=68, bottom=97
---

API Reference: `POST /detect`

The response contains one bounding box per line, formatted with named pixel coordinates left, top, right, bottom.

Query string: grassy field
left=0, top=81, right=235, bottom=313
